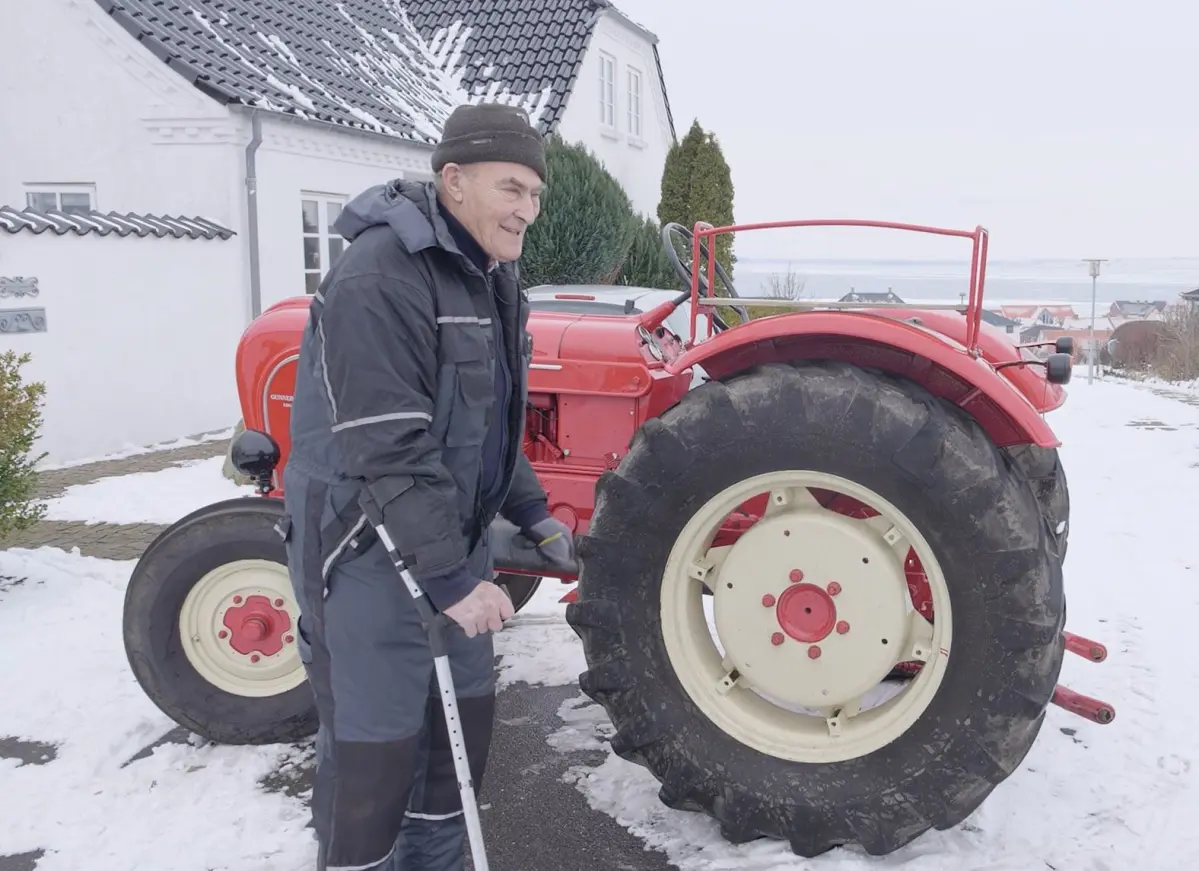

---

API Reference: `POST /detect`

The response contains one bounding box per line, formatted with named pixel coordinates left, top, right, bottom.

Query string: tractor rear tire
left=123, top=496, right=318, bottom=745
left=566, top=360, right=1065, bottom=857
left=1003, top=444, right=1069, bottom=561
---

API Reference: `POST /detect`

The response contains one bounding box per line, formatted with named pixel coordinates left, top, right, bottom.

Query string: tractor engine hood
left=526, top=310, right=655, bottom=366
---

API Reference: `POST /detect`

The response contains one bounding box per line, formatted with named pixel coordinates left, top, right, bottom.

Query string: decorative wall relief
left=0, top=309, right=46, bottom=333
left=0, top=277, right=40, bottom=299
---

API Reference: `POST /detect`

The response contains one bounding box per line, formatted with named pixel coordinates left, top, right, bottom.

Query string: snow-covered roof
left=95, top=0, right=668, bottom=144
left=839, top=290, right=904, bottom=302
left=1110, top=300, right=1168, bottom=317
left=0, top=206, right=235, bottom=240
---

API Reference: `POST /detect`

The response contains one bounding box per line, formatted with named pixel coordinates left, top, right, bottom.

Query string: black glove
left=519, top=516, right=575, bottom=569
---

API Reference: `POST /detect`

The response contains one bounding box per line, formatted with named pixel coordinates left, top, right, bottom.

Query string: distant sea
left=731, top=257, right=1199, bottom=309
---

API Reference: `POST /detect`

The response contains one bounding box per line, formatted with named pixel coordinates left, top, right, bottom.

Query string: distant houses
left=1109, top=300, right=1167, bottom=319
left=980, top=309, right=1022, bottom=335
left=838, top=289, right=905, bottom=305
left=831, top=288, right=1180, bottom=363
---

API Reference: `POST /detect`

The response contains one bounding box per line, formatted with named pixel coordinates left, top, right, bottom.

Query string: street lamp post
left=1083, top=258, right=1107, bottom=384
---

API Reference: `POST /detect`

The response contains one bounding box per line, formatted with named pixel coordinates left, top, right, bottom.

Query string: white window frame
left=300, top=191, right=348, bottom=295
left=626, top=66, right=643, bottom=138
left=598, top=51, right=616, bottom=129
left=24, top=183, right=97, bottom=214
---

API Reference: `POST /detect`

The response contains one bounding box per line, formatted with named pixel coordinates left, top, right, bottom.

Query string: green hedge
left=0, top=351, right=47, bottom=539
left=519, top=136, right=638, bottom=289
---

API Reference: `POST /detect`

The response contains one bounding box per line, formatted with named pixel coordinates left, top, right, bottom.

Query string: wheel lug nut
left=250, top=654, right=260, bottom=663
left=827, top=582, right=842, bottom=596
left=761, top=594, right=776, bottom=607
left=284, top=634, right=295, bottom=643
left=836, top=621, right=850, bottom=634
left=232, top=595, right=243, bottom=604
left=789, top=569, right=803, bottom=583
left=808, top=645, right=822, bottom=659
left=218, top=629, right=228, bottom=639
left=274, top=598, right=285, bottom=607
left=771, top=632, right=785, bottom=646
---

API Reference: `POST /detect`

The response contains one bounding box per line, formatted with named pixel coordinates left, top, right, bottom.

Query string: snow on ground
left=548, top=378, right=1199, bottom=870
left=41, top=456, right=252, bottom=525
left=0, top=548, right=314, bottom=871
left=36, top=427, right=236, bottom=472
left=494, top=579, right=585, bottom=690
left=4, top=378, right=1199, bottom=870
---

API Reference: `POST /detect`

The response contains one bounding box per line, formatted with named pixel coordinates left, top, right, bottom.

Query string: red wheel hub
left=222, top=594, right=292, bottom=657
left=776, top=583, right=837, bottom=643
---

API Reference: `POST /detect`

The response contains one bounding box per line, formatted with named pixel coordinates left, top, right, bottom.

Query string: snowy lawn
left=41, top=455, right=252, bottom=525
left=36, top=427, right=236, bottom=472
left=2, top=378, right=1198, bottom=869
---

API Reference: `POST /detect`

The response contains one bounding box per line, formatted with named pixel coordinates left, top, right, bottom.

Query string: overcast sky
left=612, top=0, right=1197, bottom=263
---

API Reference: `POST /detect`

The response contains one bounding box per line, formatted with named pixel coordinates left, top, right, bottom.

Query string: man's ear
left=440, top=164, right=467, bottom=204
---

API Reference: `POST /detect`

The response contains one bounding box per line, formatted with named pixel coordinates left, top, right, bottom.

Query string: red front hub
left=220, top=594, right=293, bottom=658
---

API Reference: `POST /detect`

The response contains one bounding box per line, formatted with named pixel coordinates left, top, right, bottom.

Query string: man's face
left=440, top=161, right=543, bottom=262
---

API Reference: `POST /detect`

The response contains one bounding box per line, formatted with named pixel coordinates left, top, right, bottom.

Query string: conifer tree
left=616, top=215, right=679, bottom=289
left=656, top=120, right=737, bottom=317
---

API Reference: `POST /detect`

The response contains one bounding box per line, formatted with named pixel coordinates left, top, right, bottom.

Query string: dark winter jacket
left=285, top=178, right=549, bottom=609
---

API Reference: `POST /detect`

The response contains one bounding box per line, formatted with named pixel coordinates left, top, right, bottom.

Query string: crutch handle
left=358, top=489, right=450, bottom=652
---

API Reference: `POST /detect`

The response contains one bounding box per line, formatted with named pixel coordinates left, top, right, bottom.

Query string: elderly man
left=281, top=102, right=575, bottom=871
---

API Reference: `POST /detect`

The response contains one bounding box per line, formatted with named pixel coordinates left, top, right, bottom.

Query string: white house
left=0, top=0, right=676, bottom=464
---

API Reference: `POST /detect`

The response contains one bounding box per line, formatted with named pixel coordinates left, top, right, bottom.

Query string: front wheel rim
left=178, top=559, right=307, bottom=698
left=660, top=470, right=953, bottom=764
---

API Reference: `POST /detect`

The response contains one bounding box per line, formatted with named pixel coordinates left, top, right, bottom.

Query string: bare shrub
left=745, top=269, right=807, bottom=320
left=1150, top=306, right=1199, bottom=382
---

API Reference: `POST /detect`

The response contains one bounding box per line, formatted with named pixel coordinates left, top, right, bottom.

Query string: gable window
left=24, top=183, right=96, bottom=215
left=599, top=52, right=615, bottom=128
left=301, top=192, right=347, bottom=295
left=627, top=67, right=642, bottom=137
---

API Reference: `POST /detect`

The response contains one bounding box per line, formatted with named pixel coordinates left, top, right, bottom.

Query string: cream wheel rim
left=660, top=470, right=953, bottom=764
left=179, top=559, right=307, bottom=698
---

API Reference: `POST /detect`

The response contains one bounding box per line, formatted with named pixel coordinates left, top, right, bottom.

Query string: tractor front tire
left=495, top=572, right=542, bottom=612
left=123, top=497, right=318, bottom=745
left=567, top=360, right=1065, bottom=857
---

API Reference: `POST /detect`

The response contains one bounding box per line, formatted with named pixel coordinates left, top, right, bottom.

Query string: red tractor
left=122, top=219, right=1114, bottom=857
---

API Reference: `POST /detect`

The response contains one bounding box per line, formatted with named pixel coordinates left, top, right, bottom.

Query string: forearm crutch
left=359, top=493, right=490, bottom=871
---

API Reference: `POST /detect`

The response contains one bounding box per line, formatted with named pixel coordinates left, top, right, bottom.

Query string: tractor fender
left=666, top=311, right=1060, bottom=449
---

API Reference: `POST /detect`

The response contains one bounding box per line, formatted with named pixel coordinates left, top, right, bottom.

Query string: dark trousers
left=283, top=466, right=495, bottom=871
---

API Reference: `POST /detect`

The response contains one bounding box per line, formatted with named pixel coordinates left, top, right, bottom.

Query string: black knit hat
left=431, top=103, right=547, bottom=182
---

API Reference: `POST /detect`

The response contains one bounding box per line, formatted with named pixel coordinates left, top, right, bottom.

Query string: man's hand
left=443, top=580, right=515, bottom=638
left=521, top=517, right=575, bottom=569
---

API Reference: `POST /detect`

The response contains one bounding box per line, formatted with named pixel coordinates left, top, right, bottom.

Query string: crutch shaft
left=360, top=493, right=490, bottom=871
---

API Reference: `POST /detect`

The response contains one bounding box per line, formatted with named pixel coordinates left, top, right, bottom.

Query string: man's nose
left=516, top=193, right=540, bottom=222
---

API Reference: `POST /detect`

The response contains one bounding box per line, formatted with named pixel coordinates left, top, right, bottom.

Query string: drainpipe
left=244, top=110, right=263, bottom=319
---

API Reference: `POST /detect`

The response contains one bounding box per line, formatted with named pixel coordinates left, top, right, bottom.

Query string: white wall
left=0, top=0, right=244, bottom=241
left=555, top=11, right=674, bottom=219
left=253, top=115, right=435, bottom=311
left=2, top=233, right=245, bottom=464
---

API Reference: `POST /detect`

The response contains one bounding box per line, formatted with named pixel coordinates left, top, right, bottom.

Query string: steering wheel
left=661, top=222, right=749, bottom=329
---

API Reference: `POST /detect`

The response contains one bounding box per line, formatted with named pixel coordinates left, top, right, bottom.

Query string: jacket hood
left=333, top=178, right=454, bottom=256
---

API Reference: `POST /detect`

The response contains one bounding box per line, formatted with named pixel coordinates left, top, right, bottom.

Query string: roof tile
left=0, top=207, right=236, bottom=240
left=90, top=0, right=664, bottom=143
